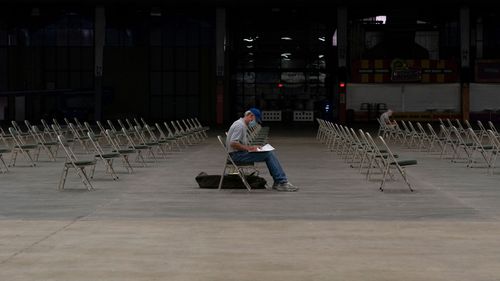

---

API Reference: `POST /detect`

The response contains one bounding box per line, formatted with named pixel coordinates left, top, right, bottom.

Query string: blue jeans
left=230, top=151, right=288, bottom=184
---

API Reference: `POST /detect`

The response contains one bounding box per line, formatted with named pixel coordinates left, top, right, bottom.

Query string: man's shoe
left=272, top=182, right=299, bottom=192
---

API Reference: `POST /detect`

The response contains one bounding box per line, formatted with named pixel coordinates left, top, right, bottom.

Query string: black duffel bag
left=196, top=172, right=267, bottom=189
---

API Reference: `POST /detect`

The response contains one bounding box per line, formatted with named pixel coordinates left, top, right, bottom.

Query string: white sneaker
left=272, top=182, right=299, bottom=192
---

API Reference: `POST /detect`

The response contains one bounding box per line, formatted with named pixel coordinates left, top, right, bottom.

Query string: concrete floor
left=1, top=124, right=500, bottom=280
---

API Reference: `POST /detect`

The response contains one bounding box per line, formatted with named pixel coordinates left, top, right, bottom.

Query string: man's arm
left=230, top=141, right=259, bottom=152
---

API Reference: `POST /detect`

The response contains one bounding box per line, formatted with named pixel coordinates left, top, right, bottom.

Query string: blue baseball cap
left=248, top=107, right=262, bottom=123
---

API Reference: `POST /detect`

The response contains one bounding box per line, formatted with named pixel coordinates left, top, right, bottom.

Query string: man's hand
left=247, top=146, right=260, bottom=152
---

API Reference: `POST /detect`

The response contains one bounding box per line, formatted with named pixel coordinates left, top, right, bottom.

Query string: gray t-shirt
left=226, top=118, right=248, bottom=153
left=380, top=111, right=391, bottom=124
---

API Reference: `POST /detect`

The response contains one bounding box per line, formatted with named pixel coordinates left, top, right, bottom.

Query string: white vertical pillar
left=94, top=6, right=105, bottom=121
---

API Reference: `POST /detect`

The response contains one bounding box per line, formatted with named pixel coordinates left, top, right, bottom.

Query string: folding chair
left=415, top=122, right=431, bottom=152
left=193, top=118, right=210, bottom=138
left=171, top=121, right=195, bottom=145
left=11, top=120, right=30, bottom=138
left=164, top=122, right=189, bottom=148
left=68, top=123, right=91, bottom=153
left=477, top=121, right=488, bottom=142
left=426, top=123, right=446, bottom=153
left=488, top=121, right=499, bottom=136
left=8, top=127, right=39, bottom=167
left=466, top=127, right=494, bottom=169
left=56, top=135, right=96, bottom=191
left=0, top=132, right=11, bottom=173
left=378, top=136, right=417, bottom=192
left=155, top=123, right=182, bottom=151
left=103, top=129, right=136, bottom=171
left=73, top=117, right=88, bottom=136
left=455, top=119, right=467, bottom=135
left=87, top=132, right=121, bottom=179
left=449, top=126, right=474, bottom=163
left=40, top=119, right=57, bottom=139
left=122, top=128, right=157, bottom=164
left=486, top=130, right=500, bottom=174
left=364, top=132, right=391, bottom=181
left=133, top=125, right=167, bottom=159
left=144, top=124, right=173, bottom=154
left=217, top=135, right=253, bottom=191
left=188, top=118, right=208, bottom=139
left=30, top=125, right=58, bottom=161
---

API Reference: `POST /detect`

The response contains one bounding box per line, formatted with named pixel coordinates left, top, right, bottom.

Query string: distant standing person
left=225, top=108, right=298, bottom=192
left=380, top=109, right=397, bottom=128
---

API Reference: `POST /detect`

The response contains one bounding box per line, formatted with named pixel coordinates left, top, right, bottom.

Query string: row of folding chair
left=317, top=118, right=417, bottom=192
left=0, top=117, right=210, bottom=190
left=386, top=117, right=500, bottom=175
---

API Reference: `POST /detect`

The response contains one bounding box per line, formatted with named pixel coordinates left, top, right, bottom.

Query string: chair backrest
left=451, top=126, right=467, bottom=147
left=416, top=122, right=427, bottom=135
left=40, top=119, right=55, bottom=138
left=217, top=135, right=227, bottom=150
left=164, top=122, right=176, bottom=137
left=134, top=118, right=143, bottom=128
left=488, top=121, right=498, bottom=135
left=400, top=120, right=410, bottom=133
left=408, top=121, right=418, bottom=134
left=446, top=119, right=454, bottom=129
left=68, top=123, right=82, bottom=138
left=126, top=118, right=136, bottom=130
left=464, top=119, right=473, bottom=130
left=438, top=118, right=445, bottom=127
left=8, top=127, right=26, bottom=146
left=365, top=132, right=384, bottom=161
left=56, top=135, right=78, bottom=162
left=144, top=125, right=158, bottom=142
left=122, top=127, right=137, bottom=147
left=96, top=121, right=107, bottom=135
left=155, top=123, right=168, bottom=139
left=171, top=121, right=183, bottom=134
left=477, top=120, right=487, bottom=133
left=104, top=129, right=121, bottom=150
left=455, top=119, right=465, bottom=131
left=133, top=126, right=149, bottom=144
left=378, top=136, right=399, bottom=165
left=0, top=127, right=10, bottom=147
left=117, top=119, right=128, bottom=131
left=84, top=122, right=95, bottom=135
left=487, top=129, right=500, bottom=150
left=87, top=132, right=104, bottom=154
left=30, top=125, right=46, bottom=144
left=467, top=128, right=484, bottom=151
left=107, top=120, right=118, bottom=133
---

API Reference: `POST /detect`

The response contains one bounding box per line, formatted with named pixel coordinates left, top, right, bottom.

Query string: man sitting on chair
left=226, top=108, right=298, bottom=192
left=380, top=109, right=397, bottom=129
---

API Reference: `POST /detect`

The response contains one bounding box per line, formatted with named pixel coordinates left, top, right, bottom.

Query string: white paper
left=255, top=144, right=275, bottom=152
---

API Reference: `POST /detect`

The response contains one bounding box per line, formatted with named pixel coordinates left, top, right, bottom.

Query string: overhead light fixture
left=281, top=37, right=292, bottom=40
left=318, top=37, right=325, bottom=42
left=248, top=52, right=254, bottom=56
left=281, top=53, right=291, bottom=57
left=243, top=38, right=254, bottom=42
left=246, top=45, right=253, bottom=48
left=150, top=7, right=162, bottom=17
left=31, top=8, right=40, bottom=16
left=318, top=55, right=324, bottom=58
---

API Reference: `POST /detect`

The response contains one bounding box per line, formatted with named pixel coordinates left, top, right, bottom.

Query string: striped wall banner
left=351, top=59, right=459, bottom=83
